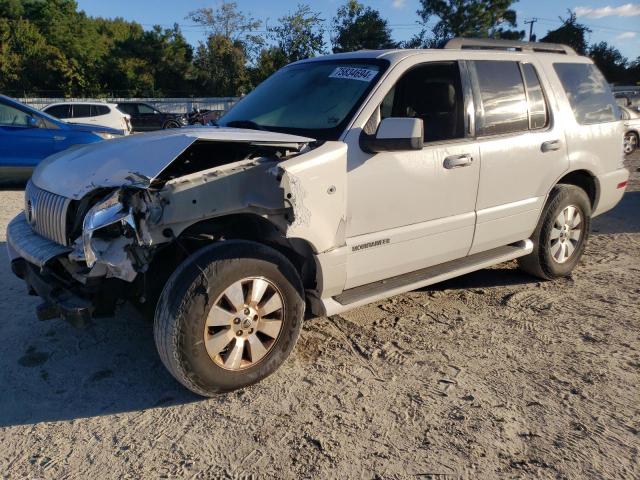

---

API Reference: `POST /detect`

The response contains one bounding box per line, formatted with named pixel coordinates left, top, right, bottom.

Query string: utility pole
left=524, top=18, right=538, bottom=42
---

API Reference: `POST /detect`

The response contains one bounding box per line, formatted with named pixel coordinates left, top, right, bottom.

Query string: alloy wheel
left=549, top=205, right=583, bottom=264
left=203, top=277, right=285, bottom=370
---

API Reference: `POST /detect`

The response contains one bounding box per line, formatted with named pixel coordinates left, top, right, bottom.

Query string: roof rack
left=444, top=38, right=577, bottom=55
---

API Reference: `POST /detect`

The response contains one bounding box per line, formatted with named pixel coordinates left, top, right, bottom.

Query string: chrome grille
left=24, top=180, right=71, bottom=246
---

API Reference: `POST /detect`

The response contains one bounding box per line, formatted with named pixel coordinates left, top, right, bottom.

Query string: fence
left=18, top=97, right=241, bottom=114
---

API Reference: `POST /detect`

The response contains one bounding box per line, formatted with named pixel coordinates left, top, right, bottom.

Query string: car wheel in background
left=163, top=121, right=181, bottom=129
left=623, top=131, right=638, bottom=155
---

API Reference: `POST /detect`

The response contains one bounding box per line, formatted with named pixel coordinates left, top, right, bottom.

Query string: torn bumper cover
left=12, top=258, right=94, bottom=328
left=7, top=214, right=93, bottom=327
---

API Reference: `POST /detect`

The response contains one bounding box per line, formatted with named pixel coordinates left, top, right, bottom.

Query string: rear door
left=469, top=59, right=569, bottom=254
left=71, top=104, right=94, bottom=124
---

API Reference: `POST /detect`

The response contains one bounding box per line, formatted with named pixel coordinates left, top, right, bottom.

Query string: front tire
left=518, top=185, right=591, bottom=280
left=154, top=241, right=305, bottom=396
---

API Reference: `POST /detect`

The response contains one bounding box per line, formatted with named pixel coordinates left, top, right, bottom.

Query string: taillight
left=617, top=180, right=628, bottom=189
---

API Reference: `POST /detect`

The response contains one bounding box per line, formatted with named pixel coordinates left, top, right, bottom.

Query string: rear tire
left=624, top=131, right=638, bottom=155
left=518, top=184, right=591, bottom=280
left=163, top=121, right=180, bottom=129
left=154, top=241, right=305, bottom=396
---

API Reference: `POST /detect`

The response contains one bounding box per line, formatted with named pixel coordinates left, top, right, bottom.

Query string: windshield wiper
left=224, top=120, right=266, bottom=131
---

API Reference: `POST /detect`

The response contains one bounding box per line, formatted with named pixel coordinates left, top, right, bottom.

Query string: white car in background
left=620, top=106, right=640, bottom=154
left=42, top=102, right=132, bottom=135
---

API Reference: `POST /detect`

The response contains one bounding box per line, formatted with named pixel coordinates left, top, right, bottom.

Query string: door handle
left=443, top=154, right=473, bottom=169
left=541, top=140, right=561, bottom=152
left=53, top=136, right=66, bottom=141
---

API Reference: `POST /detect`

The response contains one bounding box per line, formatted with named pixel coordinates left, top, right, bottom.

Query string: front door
left=343, top=61, right=481, bottom=289
left=0, top=101, right=53, bottom=171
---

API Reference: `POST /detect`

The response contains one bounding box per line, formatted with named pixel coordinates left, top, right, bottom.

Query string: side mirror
left=360, top=117, right=424, bottom=153
left=27, top=115, right=40, bottom=128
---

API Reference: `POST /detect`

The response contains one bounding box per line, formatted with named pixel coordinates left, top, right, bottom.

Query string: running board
left=322, top=240, right=533, bottom=316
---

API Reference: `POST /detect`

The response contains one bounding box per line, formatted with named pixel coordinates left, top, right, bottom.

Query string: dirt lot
left=0, top=155, right=638, bottom=480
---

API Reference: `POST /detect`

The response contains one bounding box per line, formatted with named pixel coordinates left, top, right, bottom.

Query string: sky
left=76, top=0, right=640, bottom=60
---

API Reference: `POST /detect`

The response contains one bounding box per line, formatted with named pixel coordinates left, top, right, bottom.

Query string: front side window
left=379, top=61, right=465, bottom=143
left=471, top=60, right=529, bottom=136
left=219, top=60, right=388, bottom=140
left=554, top=63, right=618, bottom=124
left=0, top=103, right=32, bottom=126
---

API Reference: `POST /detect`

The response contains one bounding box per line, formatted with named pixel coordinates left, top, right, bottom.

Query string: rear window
left=72, top=104, right=91, bottom=118
left=471, top=60, right=529, bottom=135
left=553, top=63, right=618, bottom=124
left=45, top=105, right=70, bottom=119
left=91, top=105, right=110, bottom=116
left=117, top=103, right=136, bottom=115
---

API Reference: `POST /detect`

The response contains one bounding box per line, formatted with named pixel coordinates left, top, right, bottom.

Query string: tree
left=268, top=4, right=326, bottom=64
left=414, top=0, right=524, bottom=47
left=331, top=0, right=396, bottom=53
left=588, top=42, right=627, bottom=83
left=193, top=35, right=250, bottom=96
left=187, top=1, right=263, bottom=58
left=250, top=47, right=288, bottom=85
left=540, top=11, right=591, bottom=55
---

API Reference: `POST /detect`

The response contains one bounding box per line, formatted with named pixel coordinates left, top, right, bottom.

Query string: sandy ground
left=0, top=155, right=638, bottom=480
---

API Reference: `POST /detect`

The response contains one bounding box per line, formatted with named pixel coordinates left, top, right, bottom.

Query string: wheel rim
left=624, top=133, right=637, bottom=154
left=549, top=205, right=583, bottom=264
left=203, top=276, right=285, bottom=371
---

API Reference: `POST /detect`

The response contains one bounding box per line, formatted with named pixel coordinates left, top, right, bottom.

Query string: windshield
left=219, top=60, right=388, bottom=140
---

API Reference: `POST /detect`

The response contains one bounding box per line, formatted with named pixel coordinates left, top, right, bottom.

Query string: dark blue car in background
left=0, top=95, right=122, bottom=181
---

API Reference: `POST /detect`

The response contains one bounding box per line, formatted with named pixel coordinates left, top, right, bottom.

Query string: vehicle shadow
left=591, top=191, right=640, bottom=235
left=0, top=243, right=199, bottom=427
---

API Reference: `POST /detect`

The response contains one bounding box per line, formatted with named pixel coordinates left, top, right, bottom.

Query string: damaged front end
left=79, top=188, right=159, bottom=282
left=8, top=127, right=348, bottom=326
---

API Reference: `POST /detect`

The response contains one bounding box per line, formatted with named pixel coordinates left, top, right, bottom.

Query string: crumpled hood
left=32, top=127, right=314, bottom=199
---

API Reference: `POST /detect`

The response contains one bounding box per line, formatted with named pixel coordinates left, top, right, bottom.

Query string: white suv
left=43, top=102, right=131, bottom=135
left=7, top=39, right=629, bottom=396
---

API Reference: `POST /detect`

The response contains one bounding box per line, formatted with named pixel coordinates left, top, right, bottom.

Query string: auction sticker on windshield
left=329, top=66, right=378, bottom=82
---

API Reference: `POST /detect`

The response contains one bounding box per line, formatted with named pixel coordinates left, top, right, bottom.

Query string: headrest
left=410, top=82, right=456, bottom=114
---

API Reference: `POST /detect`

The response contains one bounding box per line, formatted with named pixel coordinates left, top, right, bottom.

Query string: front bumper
left=11, top=258, right=94, bottom=328
left=6, top=212, right=110, bottom=327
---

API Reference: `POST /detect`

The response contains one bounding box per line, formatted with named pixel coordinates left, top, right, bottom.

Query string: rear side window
left=471, top=60, right=529, bottom=135
left=45, top=105, right=70, bottom=119
left=521, top=63, right=549, bottom=129
left=117, top=103, right=137, bottom=115
left=554, top=63, right=618, bottom=124
left=91, top=105, right=110, bottom=116
left=72, top=104, right=91, bottom=118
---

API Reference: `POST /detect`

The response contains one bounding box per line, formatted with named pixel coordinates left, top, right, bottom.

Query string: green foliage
left=589, top=42, right=629, bottom=83
left=193, top=35, right=250, bottom=96
left=540, top=11, right=591, bottom=56
left=268, top=4, right=326, bottom=64
left=0, top=0, right=193, bottom=96
left=414, top=0, right=524, bottom=46
left=331, top=0, right=396, bottom=53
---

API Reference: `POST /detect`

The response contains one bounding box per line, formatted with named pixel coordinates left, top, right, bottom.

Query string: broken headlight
left=82, top=191, right=134, bottom=267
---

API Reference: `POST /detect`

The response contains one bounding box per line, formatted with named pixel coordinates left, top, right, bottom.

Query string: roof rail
left=444, top=38, right=577, bottom=55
